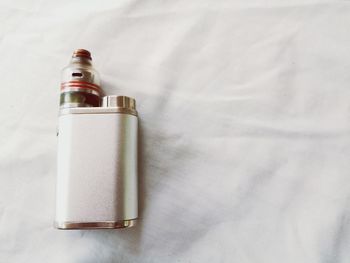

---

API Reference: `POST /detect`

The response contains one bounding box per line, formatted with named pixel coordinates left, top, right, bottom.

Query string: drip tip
left=72, top=49, right=92, bottom=60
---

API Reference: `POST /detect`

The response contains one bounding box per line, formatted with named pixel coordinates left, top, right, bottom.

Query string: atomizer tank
left=60, top=49, right=102, bottom=108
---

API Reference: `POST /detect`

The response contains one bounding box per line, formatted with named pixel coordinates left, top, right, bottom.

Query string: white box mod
left=55, top=50, right=138, bottom=229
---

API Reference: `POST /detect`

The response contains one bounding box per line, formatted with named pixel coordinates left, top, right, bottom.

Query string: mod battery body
left=55, top=50, right=138, bottom=229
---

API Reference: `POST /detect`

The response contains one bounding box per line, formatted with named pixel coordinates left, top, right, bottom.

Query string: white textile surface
left=1, top=1, right=350, bottom=262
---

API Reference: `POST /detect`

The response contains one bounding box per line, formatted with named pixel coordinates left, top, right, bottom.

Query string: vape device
left=55, top=49, right=138, bottom=229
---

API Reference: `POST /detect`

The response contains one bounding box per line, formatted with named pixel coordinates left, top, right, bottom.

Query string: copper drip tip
left=72, top=49, right=92, bottom=60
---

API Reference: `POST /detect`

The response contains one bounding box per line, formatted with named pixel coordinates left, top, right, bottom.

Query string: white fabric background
left=1, top=0, right=350, bottom=262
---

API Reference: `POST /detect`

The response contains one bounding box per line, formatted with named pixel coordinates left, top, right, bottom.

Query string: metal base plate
left=55, top=219, right=137, bottom=230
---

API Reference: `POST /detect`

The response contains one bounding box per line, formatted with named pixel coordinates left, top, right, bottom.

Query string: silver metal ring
left=60, top=87, right=101, bottom=96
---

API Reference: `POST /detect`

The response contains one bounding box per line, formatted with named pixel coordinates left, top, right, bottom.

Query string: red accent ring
left=60, top=81, right=102, bottom=94
left=61, top=80, right=100, bottom=89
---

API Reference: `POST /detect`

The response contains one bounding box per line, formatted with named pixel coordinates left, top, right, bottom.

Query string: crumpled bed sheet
left=1, top=1, right=350, bottom=262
